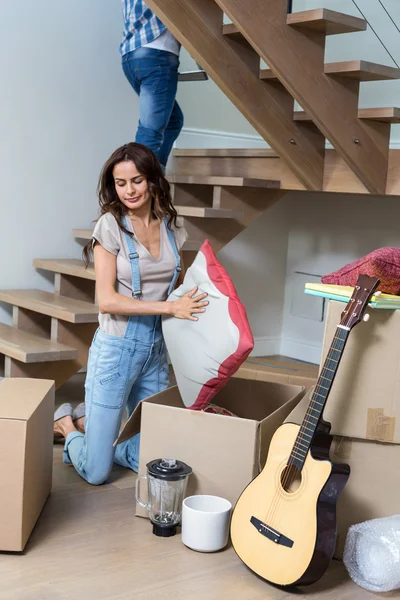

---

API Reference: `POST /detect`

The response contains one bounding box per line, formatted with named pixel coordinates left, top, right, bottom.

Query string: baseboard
left=177, top=127, right=400, bottom=150
left=280, top=338, right=321, bottom=365
left=177, top=127, right=269, bottom=149
left=250, top=336, right=281, bottom=357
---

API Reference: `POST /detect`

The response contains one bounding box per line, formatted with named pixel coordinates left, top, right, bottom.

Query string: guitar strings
left=264, top=329, right=344, bottom=528
left=264, top=328, right=346, bottom=527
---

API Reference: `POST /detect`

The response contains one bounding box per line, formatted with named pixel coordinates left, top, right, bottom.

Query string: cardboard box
left=286, top=391, right=400, bottom=558
left=0, top=378, right=54, bottom=551
left=235, top=356, right=318, bottom=389
left=117, top=378, right=305, bottom=516
left=285, top=300, right=400, bottom=557
left=320, top=300, right=400, bottom=442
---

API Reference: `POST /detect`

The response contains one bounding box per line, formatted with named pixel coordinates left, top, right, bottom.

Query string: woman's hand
left=171, top=287, right=208, bottom=321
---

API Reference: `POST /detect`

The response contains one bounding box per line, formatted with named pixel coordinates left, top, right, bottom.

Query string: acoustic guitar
left=230, top=274, right=380, bottom=587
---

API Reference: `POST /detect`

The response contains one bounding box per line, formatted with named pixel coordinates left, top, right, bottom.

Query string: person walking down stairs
left=120, top=0, right=184, bottom=173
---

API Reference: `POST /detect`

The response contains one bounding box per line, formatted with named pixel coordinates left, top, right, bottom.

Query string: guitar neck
left=289, top=324, right=350, bottom=470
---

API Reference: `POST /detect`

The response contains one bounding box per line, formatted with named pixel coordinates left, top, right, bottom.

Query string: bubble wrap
left=343, top=515, right=400, bottom=592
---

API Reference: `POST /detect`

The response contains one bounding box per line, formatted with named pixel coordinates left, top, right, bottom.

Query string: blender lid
left=147, top=458, right=192, bottom=481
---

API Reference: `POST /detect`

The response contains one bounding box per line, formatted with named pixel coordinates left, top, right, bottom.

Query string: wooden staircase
left=0, top=174, right=283, bottom=387
left=2, top=2, right=400, bottom=386
left=145, top=0, right=400, bottom=195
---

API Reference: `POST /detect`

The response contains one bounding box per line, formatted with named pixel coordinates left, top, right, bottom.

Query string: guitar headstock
left=340, top=274, right=380, bottom=329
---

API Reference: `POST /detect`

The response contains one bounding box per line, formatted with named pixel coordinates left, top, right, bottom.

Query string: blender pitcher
left=136, top=458, right=192, bottom=537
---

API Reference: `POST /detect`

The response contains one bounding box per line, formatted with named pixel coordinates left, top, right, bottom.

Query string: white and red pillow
left=162, top=240, right=254, bottom=410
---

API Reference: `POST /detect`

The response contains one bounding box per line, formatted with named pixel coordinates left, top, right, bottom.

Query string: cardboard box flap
left=116, top=379, right=306, bottom=446
left=0, top=379, right=54, bottom=421
left=207, top=379, right=304, bottom=421
left=235, top=357, right=318, bottom=387
left=319, top=301, right=400, bottom=443
left=116, top=386, right=184, bottom=445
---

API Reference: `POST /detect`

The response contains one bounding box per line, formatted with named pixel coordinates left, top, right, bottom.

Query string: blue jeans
left=122, top=47, right=184, bottom=170
left=63, top=319, right=169, bottom=485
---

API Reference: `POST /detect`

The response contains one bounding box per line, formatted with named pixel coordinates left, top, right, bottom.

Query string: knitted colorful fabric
left=322, top=247, right=400, bottom=295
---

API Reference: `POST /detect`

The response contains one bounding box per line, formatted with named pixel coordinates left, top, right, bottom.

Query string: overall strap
left=164, top=217, right=182, bottom=295
left=122, top=215, right=142, bottom=299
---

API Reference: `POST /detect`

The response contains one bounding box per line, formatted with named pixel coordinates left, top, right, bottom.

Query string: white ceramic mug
left=181, top=495, right=232, bottom=552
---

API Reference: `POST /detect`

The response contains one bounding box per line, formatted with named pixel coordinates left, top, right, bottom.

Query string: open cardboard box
left=286, top=300, right=400, bottom=558
left=117, top=378, right=306, bottom=516
left=0, top=378, right=54, bottom=551
left=234, top=356, right=318, bottom=389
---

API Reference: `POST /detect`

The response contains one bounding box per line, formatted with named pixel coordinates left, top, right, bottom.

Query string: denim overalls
left=63, top=216, right=181, bottom=485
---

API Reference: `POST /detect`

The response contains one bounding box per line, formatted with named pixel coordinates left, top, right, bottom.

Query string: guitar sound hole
left=281, top=465, right=302, bottom=493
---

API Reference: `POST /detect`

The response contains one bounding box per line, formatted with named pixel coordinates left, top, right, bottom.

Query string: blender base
left=152, top=523, right=177, bottom=537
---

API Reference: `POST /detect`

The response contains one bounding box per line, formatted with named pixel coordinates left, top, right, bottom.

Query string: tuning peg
left=363, top=314, right=370, bottom=322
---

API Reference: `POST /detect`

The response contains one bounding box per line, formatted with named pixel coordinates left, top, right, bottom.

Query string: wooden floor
left=0, top=375, right=385, bottom=599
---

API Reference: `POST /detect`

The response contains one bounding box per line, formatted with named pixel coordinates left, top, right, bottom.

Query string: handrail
left=351, top=0, right=399, bottom=68
left=290, top=0, right=400, bottom=68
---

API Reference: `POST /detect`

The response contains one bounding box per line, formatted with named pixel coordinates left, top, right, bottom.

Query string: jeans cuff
left=63, top=431, right=84, bottom=464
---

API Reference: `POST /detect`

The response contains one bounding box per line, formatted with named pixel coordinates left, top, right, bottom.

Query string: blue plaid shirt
left=120, top=0, right=166, bottom=57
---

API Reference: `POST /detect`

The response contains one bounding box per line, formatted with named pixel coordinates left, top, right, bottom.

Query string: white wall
left=218, top=201, right=290, bottom=357
left=280, top=191, right=400, bottom=363
left=0, top=1, right=136, bottom=324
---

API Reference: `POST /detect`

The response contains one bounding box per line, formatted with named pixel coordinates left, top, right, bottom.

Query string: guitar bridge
left=251, top=516, right=293, bottom=548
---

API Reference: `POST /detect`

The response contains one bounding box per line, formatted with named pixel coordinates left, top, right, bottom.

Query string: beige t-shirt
left=92, top=213, right=188, bottom=337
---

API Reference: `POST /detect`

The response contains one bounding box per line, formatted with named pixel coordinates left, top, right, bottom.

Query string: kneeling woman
left=54, top=143, right=208, bottom=484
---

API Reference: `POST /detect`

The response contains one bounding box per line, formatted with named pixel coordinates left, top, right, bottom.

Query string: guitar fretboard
left=288, top=326, right=349, bottom=470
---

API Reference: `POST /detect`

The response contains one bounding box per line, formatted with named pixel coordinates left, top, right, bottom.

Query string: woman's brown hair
left=83, top=142, right=177, bottom=266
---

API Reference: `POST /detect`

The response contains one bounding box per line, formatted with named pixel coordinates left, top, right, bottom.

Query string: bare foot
left=75, top=416, right=85, bottom=434
left=54, top=415, right=77, bottom=439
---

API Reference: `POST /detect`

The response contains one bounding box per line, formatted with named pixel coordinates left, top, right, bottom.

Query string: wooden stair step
left=287, top=9, right=367, bottom=35
left=34, top=258, right=95, bottom=281
left=0, top=322, right=78, bottom=363
left=175, top=206, right=243, bottom=219
left=169, top=175, right=280, bottom=188
left=325, top=60, right=400, bottom=81
left=260, top=60, right=400, bottom=83
left=358, top=107, right=400, bottom=123
left=224, top=12, right=366, bottom=39
left=221, top=23, right=245, bottom=41
left=294, top=107, right=400, bottom=124
left=0, top=290, right=98, bottom=324
left=173, top=148, right=278, bottom=158
left=259, top=68, right=278, bottom=81
left=73, top=228, right=93, bottom=240
left=71, top=229, right=202, bottom=251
